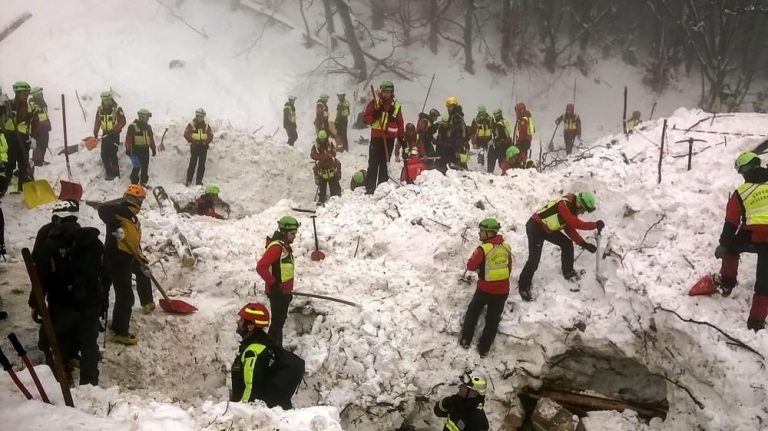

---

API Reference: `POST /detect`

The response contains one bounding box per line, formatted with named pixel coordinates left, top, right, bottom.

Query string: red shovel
left=59, top=94, right=83, bottom=201
left=688, top=274, right=719, bottom=296
left=149, top=273, right=198, bottom=314
left=310, top=215, right=326, bottom=261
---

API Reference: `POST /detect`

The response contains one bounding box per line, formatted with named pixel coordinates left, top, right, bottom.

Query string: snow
left=2, top=0, right=768, bottom=430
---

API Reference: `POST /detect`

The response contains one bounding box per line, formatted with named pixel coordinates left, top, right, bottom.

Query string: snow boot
left=111, top=332, right=139, bottom=345
left=142, top=302, right=156, bottom=315
left=747, top=319, right=765, bottom=332
left=563, top=269, right=583, bottom=282
left=459, top=338, right=471, bottom=349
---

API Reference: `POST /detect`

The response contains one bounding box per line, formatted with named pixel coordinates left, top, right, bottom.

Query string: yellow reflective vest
left=239, top=343, right=267, bottom=402
left=131, top=121, right=150, bottom=146
left=738, top=183, right=768, bottom=226
left=191, top=124, right=208, bottom=142
left=479, top=242, right=512, bottom=281
left=371, top=102, right=401, bottom=134
left=0, top=132, right=8, bottom=163
left=337, top=100, right=350, bottom=119
left=3, top=101, right=32, bottom=134
left=267, top=240, right=294, bottom=283
left=536, top=197, right=571, bottom=232
left=98, top=105, right=121, bottom=133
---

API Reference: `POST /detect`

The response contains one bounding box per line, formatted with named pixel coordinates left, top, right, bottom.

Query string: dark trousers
left=268, top=291, right=293, bottom=347
left=518, top=218, right=574, bottom=289
left=5, top=132, right=30, bottom=189
left=719, top=230, right=756, bottom=290
left=365, top=137, right=394, bottom=194
left=317, top=177, right=341, bottom=204
left=335, top=118, right=348, bottom=151
left=33, top=131, right=49, bottom=164
left=564, top=132, right=577, bottom=155
left=186, top=143, right=208, bottom=185
left=487, top=142, right=503, bottom=174
left=130, top=146, right=150, bottom=185
left=461, top=290, right=508, bottom=353
left=50, top=304, right=101, bottom=385
left=101, top=132, right=121, bottom=179
left=0, top=206, right=4, bottom=245
left=285, top=125, right=297, bottom=146
left=109, top=253, right=153, bottom=335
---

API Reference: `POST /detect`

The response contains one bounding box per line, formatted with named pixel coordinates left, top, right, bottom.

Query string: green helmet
left=195, top=108, right=206, bottom=117
left=30, top=86, right=43, bottom=96
left=352, top=170, right=365, bottom=184
left=12, top=81, right=30, bottom=92
left=505, top=146, right=520, bottom=159
left=317, top=130, right=329, bottom=141
left=493, top=108, right=503, bottom=118
left=319, top=94, right=329, bottom=102
left=100, top=90, right=113, bottom=100
left=278, top=215, right=300, bottom=231
left=441, top=114, right=449, bottom=124
left=137, top=108, right=152, bottom=118
left=578, top=192, right=596, bottom=212
left=477, top=104, right=486, bottom=113
left=479, top=218, right=501, bottom=233
left=735, top=152, right=760, bottom=173
left=204, top=184, right=219, bottom=195
left=380, top=80, right=394, bottom=92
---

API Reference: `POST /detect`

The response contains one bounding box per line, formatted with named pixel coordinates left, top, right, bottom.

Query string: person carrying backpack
left=230, top=302, right=304, bottom=409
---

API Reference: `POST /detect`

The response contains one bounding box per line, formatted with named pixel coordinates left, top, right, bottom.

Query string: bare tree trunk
left=463, top=0, right=475, bottom=73
left=429, top=0, right=440, bottom=54
left=399, top=0, right=412, bottom=47
left=372, top=0, right=385, bottom=30
left=335, top=0, right=367, bottom=82
left=298, top=0, right=314, bottom=47
left=322, top=0, right=337, bottom=48
left=501, top=0, right=512, bottom=66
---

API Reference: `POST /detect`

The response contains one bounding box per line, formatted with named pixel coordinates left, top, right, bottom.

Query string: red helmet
left=514, top=102, right=526, bottom=112
left=238, top=302, right=270, bottom=328
left=566, top=103, right=574, bottom=112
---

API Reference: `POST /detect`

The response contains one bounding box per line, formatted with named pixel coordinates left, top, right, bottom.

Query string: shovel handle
left=311, top=215, right=320, bottom=252
left=7, top=333, right=26, bottom=356
left=149, top=273, right=172, bottom=302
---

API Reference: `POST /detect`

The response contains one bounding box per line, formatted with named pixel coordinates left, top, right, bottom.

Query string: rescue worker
left=93, top=91, right=126, bottom=180
left=434, top=371, right=489, bottom=430
left=445, top=96, right=467, bottom=170
left=184, top=108, right=214, bottom=186
left=395, top=123, right=426, bottom=162
left=29, top=87, right=51, bottom=166
left=400, top=147, right=428, bottom=184
left=125, top=109, right=156, bottom=187
left=315, top=94, right=331, bottom=134
left=471, top=105, right=493, bottom=167
left=512, top=102, right=533, bottom=165
left=555, top=103, right=581, bottom=155
left=182, top=184, right=229, bottom=219
left=4, top=81, right=33, bottom=192
left=283, top=96, right=298, bottom=146
left=488, top=108, right=512, bottom=174
left=435, top=114, right=451, bottom=173
left=362, top=80, right=404, bottom=194
left=518, top=192, right=604, bottom=301
left=98, top=184, right=154, bottom=345
left=625, top=110, right=642, bottom=132
left=350, top=169, right=367, bottom=191
left=716, top=152, right=768, bottom=331
left=425, top=108, right=441, bottom=156
left=310, top=130, right=342, bottom=205
left=256, top=216, right=299, bottom=347
left=461, top=218, right=512, bottom=357
left=335, top=93, right=350, bottom=152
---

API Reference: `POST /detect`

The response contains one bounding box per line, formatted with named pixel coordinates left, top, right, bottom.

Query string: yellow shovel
left=22, top=180, right=56, bottom=208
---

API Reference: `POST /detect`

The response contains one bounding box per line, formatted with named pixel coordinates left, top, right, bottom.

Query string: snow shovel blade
left=688, top=274, right=718, bottom=296
left=59, top=180, right=83, bottom=201
left=311, top=250, right=326, bottom=261
left=83, top=137, right=99, bottom=151
left=22, top=180, right=57, bottom=208
left=158, top=298, right=198, bottom=314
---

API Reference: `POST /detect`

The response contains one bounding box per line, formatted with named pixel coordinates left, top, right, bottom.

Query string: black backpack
left=44, top=225, right=107, bottom=311
left=268, top=347, right=305, bottom=409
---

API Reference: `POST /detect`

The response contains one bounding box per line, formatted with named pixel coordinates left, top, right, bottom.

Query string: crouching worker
left=434, top=371, right=489, bottom=431
left=182, top=184, right=230, bottom=219
left=230, top=302, right=304, bottom=409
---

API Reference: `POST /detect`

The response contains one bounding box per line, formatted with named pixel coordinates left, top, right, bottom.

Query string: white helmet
left=52, top=200, right=79, bottom=220
left=460, top=371, right=487, bottom=396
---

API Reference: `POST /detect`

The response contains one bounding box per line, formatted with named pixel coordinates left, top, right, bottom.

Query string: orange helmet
left=514, top=102, right=526, bottom=113
left=125, top=184, right=146, bottom=198
left=238, top=302, right=270, bottom=328
left=566, top=103, right=574, bottom=112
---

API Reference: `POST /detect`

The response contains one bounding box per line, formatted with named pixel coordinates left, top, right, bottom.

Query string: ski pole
left=0, top=346, right=33, bottom=400
left=420, top=73, right=436, bottom=114
left=8, top=333, right=50, bottom=404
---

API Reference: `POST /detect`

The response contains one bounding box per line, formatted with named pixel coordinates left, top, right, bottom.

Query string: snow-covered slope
left=3, top=1, right=767, bottom=430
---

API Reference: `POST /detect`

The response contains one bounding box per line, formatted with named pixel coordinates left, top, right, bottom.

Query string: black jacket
left=434, top=394, right=489, bottom=431
left=231, top=330, right=279, bottom=405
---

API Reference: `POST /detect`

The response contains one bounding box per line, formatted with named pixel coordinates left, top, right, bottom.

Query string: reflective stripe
left=132, top=122, right=150, bottom=146
left=738, top=182, right=768, bottom=226
left=285, top=105, right=296, bottom=123
left=445, top=419, right=461, bottom=431
left=537, top=197, right=570, bottom=232
left=371, top=102, right=401, bottom=133
left=240, top=343, right=266, bottom=402
left=514, top=116, right=534, bottom=141
left=0, top=133, right=8, bottom=163
left=338, top=100, right=350, bottom=118
left=191, top=123, right=208, bottom=141
left=267, top=240, right=294, bottom=283
left=242, top=307, right=269, bottom=326
left=99, top=106, right=119, bottom=132
left=493, top=119, right=511, bottom=142
left=3, top=101, right=32, bottom=134
left=564, top=116, right=578, bottom=131
left=480, top=242, right=512, bottom=281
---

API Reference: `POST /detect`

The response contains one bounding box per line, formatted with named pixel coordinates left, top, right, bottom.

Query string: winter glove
left=595, top=220, right=605, bottom=233
left=112, top=227, right=126, bottom=241
left=715, top=245, right=728, bottom=259
left=582, top=243, right=598, bottom=253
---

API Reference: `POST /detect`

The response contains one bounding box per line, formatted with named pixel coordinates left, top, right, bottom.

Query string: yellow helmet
left=445, top=96, right=458, bottom=106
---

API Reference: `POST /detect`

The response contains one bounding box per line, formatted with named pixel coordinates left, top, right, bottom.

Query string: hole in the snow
left=517, top=347, right=669, bottom=429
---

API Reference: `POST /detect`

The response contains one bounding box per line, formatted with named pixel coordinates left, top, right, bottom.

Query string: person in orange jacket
left=512, top=103, right=532, bottom=165
left=184, top=108, right=214, bottom=186
left=363, top=80, right=404, bottom=194
left=93, top=91, right=127, bottom=180
left=125, top=109, right=156, bottom=187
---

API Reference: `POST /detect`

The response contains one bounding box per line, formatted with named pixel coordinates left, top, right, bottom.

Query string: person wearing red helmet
left=512, top=102, right=533, bottom=165
left=555, top=103, right=581, bottom=155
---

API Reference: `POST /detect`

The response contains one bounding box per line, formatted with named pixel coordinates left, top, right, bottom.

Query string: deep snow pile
left=2, top=0, right=766, bottom=429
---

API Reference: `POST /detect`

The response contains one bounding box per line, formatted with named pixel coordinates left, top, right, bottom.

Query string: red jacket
left=467, top=235, right=511, bottom=294
left=400, top=155, right=427, bottom=182
left=363, top=98, right=404, bottom=139
left=256, top=239, right=294, bottom=294
left=531, top=195, right=597, bottom=246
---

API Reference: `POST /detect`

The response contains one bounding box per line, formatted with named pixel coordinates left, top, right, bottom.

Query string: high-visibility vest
left=0, top=133, right=8, bottom=163
left=284, top=104, right=296, bottom=123
left=479, top=242, right=512, bottom=281
left=239, top=343, right=267, bottom=402
left=536, top=197, right=570, bottom=232
left=371, top=102, right=401, bottom=134
left=30, top=101, right=49, bottom=124
left=190, top=122, right=208, bottom=142
left=267, top=240, right=294, bottom=284
left=337, top=100, right=350, bottom=118
left=738, top=183, right=768, bottom=226
left=131, top=121, right=150, bottom=146
left=493, top=119, right=511, bottom=142
left=99, top=105, right=120, bottom=133
left=514, top=116, right=534, bottom=142
left=625, top=118, right=641, bottom=130
left=475, top=116, right=492, bottom=137
left=564, top=115, right=578, bottom=131
left=3, top=101, right=31, bottom=134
